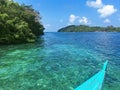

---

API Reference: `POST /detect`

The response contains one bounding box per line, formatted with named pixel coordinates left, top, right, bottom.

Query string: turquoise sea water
left=0, top=32, right=120, bottom=90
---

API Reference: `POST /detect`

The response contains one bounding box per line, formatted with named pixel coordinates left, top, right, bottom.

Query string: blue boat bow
left=75, top=61, right=108, bottom=90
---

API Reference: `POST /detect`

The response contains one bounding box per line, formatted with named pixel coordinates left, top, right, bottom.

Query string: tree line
left=58, top=25, right=120, bottom=32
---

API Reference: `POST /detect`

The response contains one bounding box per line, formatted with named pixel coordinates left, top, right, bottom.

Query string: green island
left=0, top=0, right=44, bottom=44
left=58, top=25, right=120, bottom=32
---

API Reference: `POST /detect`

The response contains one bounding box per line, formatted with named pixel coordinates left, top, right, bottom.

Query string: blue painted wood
left=75, top=61, right=108, bottom=90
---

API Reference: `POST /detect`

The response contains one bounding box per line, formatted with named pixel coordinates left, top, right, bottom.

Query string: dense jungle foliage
left=0, top=0, right=44, bottom=44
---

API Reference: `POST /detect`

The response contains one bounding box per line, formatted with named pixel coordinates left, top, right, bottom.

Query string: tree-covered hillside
left=58, top=25, right=120, bottom=32
left=0, top=0, right=44, bottom=44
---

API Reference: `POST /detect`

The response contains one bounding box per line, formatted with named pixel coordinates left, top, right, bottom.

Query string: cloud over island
left=68, top=14, right=90, bottom=25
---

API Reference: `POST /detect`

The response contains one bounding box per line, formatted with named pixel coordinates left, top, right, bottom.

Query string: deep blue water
left=0, top=32, right=120, bottom=90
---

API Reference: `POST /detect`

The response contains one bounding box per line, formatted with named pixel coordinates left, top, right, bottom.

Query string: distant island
left=0, top=0, right=44, bottom=44
left=58, top=25, right=120, bottom=32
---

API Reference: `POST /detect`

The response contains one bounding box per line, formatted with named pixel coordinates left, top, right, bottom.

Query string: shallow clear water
left=0, top=32, right=120, bottom=90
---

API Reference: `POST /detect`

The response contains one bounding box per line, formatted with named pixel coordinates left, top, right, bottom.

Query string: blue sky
left=14, top=0, right=120, bottom=32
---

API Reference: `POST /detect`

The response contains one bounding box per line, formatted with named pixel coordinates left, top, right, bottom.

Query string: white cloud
left=86, top=0, right=117, bottom=18
left=87, top=0, right=103, bottom=8
left=79, top=17, right=89, bottom=24
left=98, top=5, right=117, bottom=17
left=68, top=14, right=80, bottom=25
left=68, top=14, right=90, bottom=25
left=104, top=19, right=111, bottom=23
left=69, top=14, right=78, bottom=24
left=44, top=24, right=51, bottom=29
